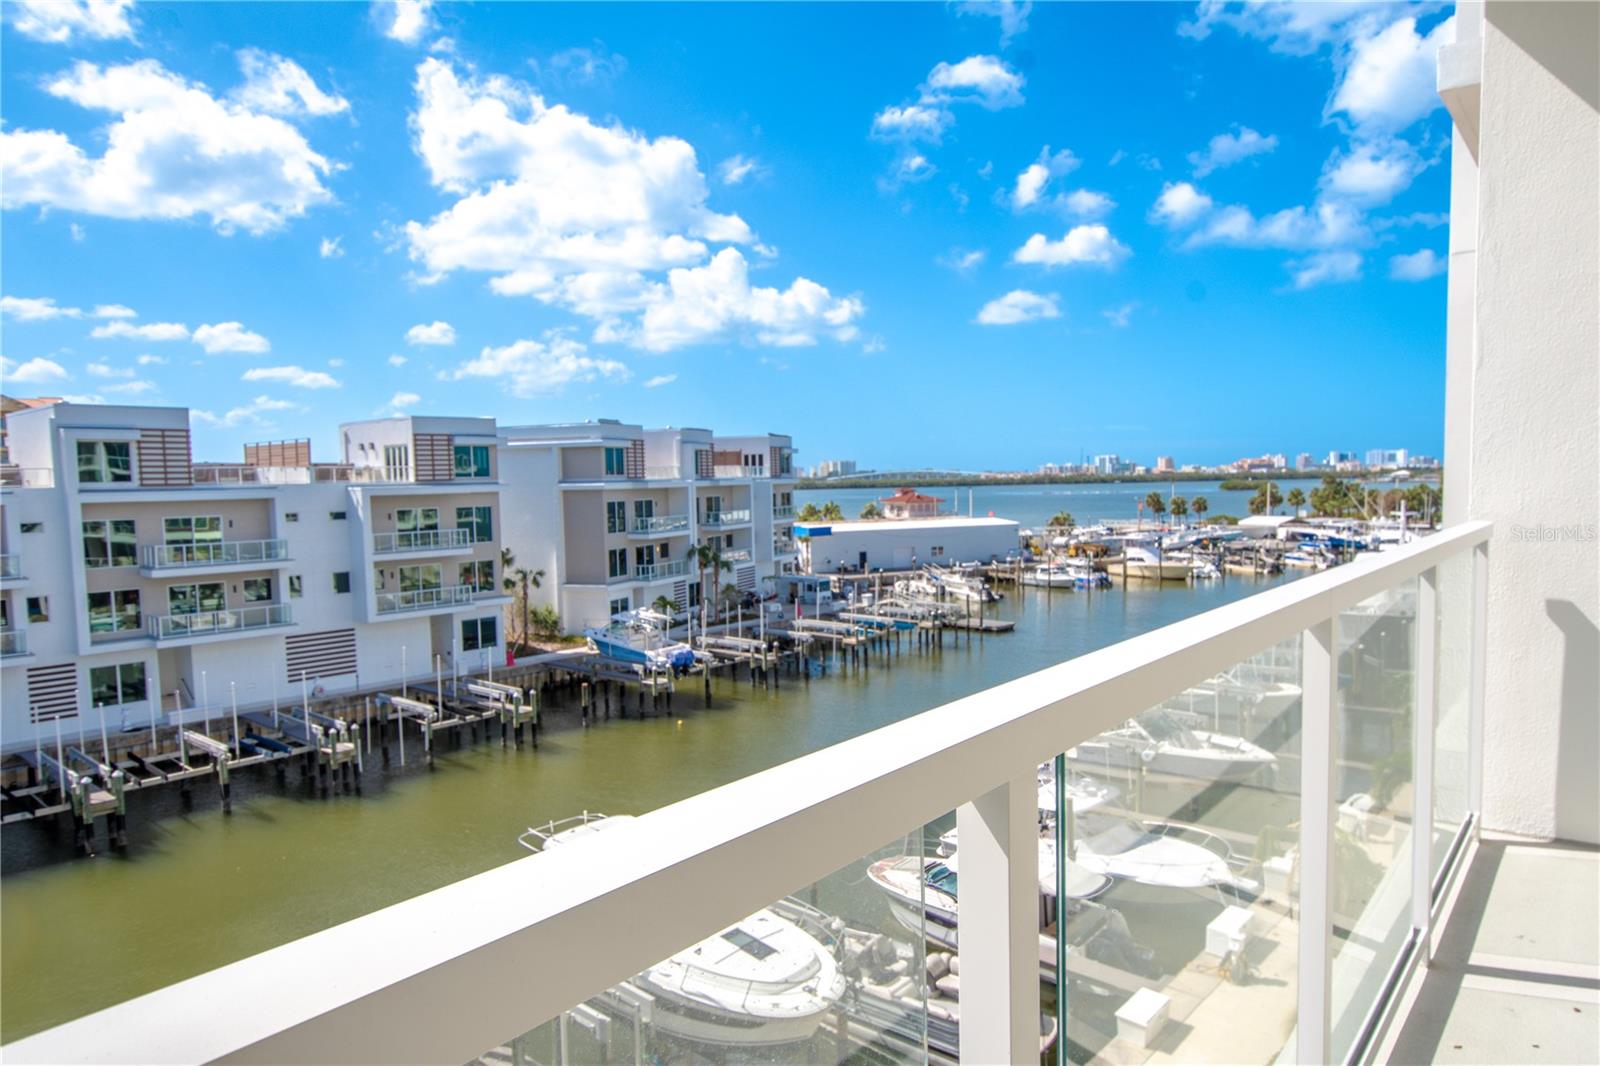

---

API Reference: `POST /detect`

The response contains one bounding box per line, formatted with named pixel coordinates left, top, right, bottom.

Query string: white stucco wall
left=1444, top=2, right=1599, bottom=842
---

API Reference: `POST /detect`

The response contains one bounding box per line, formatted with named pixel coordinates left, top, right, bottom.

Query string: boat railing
left=3, top=521, right=1494, bottom=1066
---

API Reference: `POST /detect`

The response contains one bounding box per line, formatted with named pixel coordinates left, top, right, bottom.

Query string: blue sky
left=1, top=1, right=1455, bottom=469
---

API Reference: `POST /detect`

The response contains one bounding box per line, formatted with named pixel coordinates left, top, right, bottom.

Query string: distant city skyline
left=2, top=2, right=1452, bottom=466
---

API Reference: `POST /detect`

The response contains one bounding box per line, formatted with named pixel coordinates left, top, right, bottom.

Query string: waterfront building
left=1325, top=450, right=1357, bottom=466
left=1, top=403, right=510, bottom=756
left=1154, top=455, right=1175, bottom=473
left=876, top=486, right=944, bottom=519
left=796, top=515, right=1018, bottom=573
left=1366, top=448, right=1411, bottom=468
left=1295, top=452, right=1315, bottom=470
left=812, top=459, right=857, bottom=479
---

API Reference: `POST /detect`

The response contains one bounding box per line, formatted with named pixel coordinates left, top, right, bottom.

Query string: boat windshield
left=924, top=861, right=958, bottom=899
left=1079, top=812, right=1158, bottom=854
left=1138, top=709, right=1200, bottom=748
left=720, top=927, right=778, bottom=960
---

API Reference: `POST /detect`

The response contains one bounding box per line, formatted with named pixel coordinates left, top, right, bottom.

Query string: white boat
left=865, top=848, right=1161, bottom=984
left=1114, top=541, right=1199, bottom=582
left=1021, top=557, right=1111, bottom=589
left=584, top=608, right=697, bottom=672
left=925, top=565, right=1000, bottom=603
left=522, top=814, right=846, bottom=1047
left=1067, top=709, right=1277, bottom=782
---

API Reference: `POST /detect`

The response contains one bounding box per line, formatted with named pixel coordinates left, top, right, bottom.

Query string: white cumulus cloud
left=92, top=320, right=191, bottom=341
left=1189, top=126, right=1279, bottom=177
left=405, top=320, right=457, bottom=346
left=193, top=321, right=270, bottom=354
left=0, top=356, right=70, bottom=383
left=92, top=303, right=136, bottom=319
left=955, top=0, right=1031, bottom=45
left=7, top=0, right=133, bottom=43
left=242, top=365, right=339, bottom=389
left=1319, top=138, right=1425, bottom=207
left=1330, top=16, right=1454, bottom=136
left=1, top=295, right=81, bottom=321
left=389, top=391, right=421, bottom=409
left=975, top=289, right=1059, bottom=325
left=450, top=333, right=629, bottom=396
left=191, top=395, right=297, bottom=429
left=1013, top=224, right=1130, bottom=268
left=1288, top=250, right=1363, bottom=289
left=870, top=104, right=953, bottom=144
left=1389, top=248, right=1446, bottom=281
left=1, top=59, right=339, bottom=234
left=232, top=49, right=350, bottom=117
left=1010, top=147, right=1079, bottom=210
left=923, top=55, right=1025, bottom=110
left=1149, top=182, right=1215, bottom=227
left=376, top=0, right=433, bottom=44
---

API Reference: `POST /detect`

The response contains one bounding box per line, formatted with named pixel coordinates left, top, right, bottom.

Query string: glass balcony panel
left=473, top=827, right=934, bottom=1065
left=1057, top=635, right=1302, bottom=1063
left=1433, top=555, right=1472, bottom=882
left=1331, top=578, right=1418, bottom=1060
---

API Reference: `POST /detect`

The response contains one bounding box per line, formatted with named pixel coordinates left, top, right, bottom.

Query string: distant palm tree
left=1144, top=491, right=1166, bottom=523
left=1192, top=496, right=1210, bottom=522
left=797, top=502, right=822, bottom=521
left=821, top=501, right=845, bottom=521
left=859, top=501, right=883, bottom=519
left=1170, top=496, right=1188, bottom=524
left=1287, top=488, right=1306, bottom=514
left=1046, top=510, right=1075, bottom=529
left=500, top=547, right=544, bottom=649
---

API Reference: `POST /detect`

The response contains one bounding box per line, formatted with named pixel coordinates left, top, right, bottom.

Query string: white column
left=1412, top=567, right=1439, bottom=958
left=1297, top=617, right=1337, bottom=1066
left=956, top=771, right=1036, bottom=1066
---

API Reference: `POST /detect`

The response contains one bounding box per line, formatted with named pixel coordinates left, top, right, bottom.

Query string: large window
left=90, top=662, right=147, bottom=707
left=460, top=617, right=498, bottom=651
left=243, top=578, right=273, bottom=603
left=164, top=516, right=222, bottom=545
left=87, top=589, right=141, bottom=633
left=608, top=596, right=631, bottom=617
left=453, top=445, right=491, bottom=479
left=76, top=441, right=132, bottom=484
left=607, top=548, right=628, bottom=579
left=82, top=519, right=137, bottom=568
left=332, top=572, right=351, bottom=594
left=604, top=446, right=626, bottom=476
left=606, top=500, right=627, bottom=534
left=168, top=582, right=225, bottom=616
left=633, top=499, right=655, bottom=523
left=456, top=506, right=492, bottom=543
left=26, top=596, right=48, bottom=622
left=399, top=564, right=442, bottom=592
left=396, top=507, right=439, bottom=533
left=634, top=545, right=656, bottom=569
left=458, top=560, right=494, bottom=591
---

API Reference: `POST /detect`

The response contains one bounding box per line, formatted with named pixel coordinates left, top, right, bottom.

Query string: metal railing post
left=1466, top=543, right=1488, bottom=837
left=1297, top=616, right=1337, bottom=1066
left=1412, top=567, right=1439, bottom=961
left=956, top=771, right=1035, bottom=1066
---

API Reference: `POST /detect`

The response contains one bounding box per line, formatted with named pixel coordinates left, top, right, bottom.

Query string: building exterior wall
left=1443, top=1, right=1599, bottom=842
left=801, top=519, right=1019, bottom=573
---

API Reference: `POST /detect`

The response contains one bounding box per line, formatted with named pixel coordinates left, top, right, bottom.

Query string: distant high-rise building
left=1365, top=448, right=1410, bottom=468
left=813, top=459, right=857, bottom=479
left=1326, top=450, right=1357, bottom=466
left=1295, top=452, right=1314, bottom=470
left=1155, top=455, right=1175, bottom=472
left=1092, top=453, right=1123, bottom=476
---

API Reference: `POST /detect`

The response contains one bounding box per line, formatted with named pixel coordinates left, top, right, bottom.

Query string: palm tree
left=651, top=594, right=677, bottom=621
left=821, top=501, right=845, bottom=521
left=1169, top=496, right=1188, bottom=525
left=1046, top=510, right=1075, bottom=529
left=1192, top=496, right=1209, bottom=522
left=1287, top=487, right=1306, bottom=515
left=1144, top=491, right=1166, bottom=524
left=859, top=501, right=883, bottom=519
left=500, top=547, right=544, bottom=649
left=1248, top=483, right=1283, bottom=516
left=692, top=540, right=733, bottom=623
left=797, top=502, right=822, bottom=521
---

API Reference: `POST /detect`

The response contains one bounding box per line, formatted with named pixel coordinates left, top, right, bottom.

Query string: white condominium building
left=1, top=403, right=509, bottom=756
left=494, top=420, right=799, bottom=632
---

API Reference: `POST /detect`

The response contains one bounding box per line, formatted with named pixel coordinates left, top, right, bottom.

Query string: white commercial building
left=2, top=404, right=510, bottom=756
left=795, top=515, right=1019, bottom=573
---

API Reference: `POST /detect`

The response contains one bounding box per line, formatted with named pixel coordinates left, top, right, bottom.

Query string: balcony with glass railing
left=635, top=559, right=689, bottom=582
left=629, top=514, right=690, bottom=536
left=140, top=538, right=289, bottom=574
left=773, top=536, right=798, bottom=556
left=0, top=467, right=53, bottom=488
left=147, top=602, right=294, bottom=642
left=720, top=547, right=752, bottom=563
left=7, top=522, right=1557, bottom=1066
left=772, top=504, right=796, bottom=520
left=0, top=629, right=26, bottom=657
left=699, top=508, right=751, bottom=529
left=372, top=527, right=477, bottom=555
left=374, top=583, right=481, bottom=614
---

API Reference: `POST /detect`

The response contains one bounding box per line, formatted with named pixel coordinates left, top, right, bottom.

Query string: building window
left=608, top=548, right=628, bottom=579
left=458, top=560, right=494, bottom=591
left=90, top=662, right=147, bottom=707
left=606, top=500, right=627, bottom=534
left=455, top=506, right=492, bottom=543
left=931, top=545, right=945, bottom=558
left=329, top=511, right=347, bottom=521
left=288, top=575, right=303, bottom=598
left=461, top=616, right=498, bottom=651
left=687, top=582, right=701, bottom=609
left=243, top=577, right=273, bottom=603
left=633, top=499, right=655, bottom=523
left=396, top=507, right=439, bottom=533
left=634, top=545, right=656, bottom=569
left=285, top=512, right=300, bottom=523
left=20, top=522, right=42, bottom=533
left=453, top=445, right=491, bottom=479
left=164, top=516, right=222, bottom=545
left=26, top=596, right=48, bottom=622
left=604, top=446, right=626, bottom=476
left=332, top=571, right=351, bottom=594
left=609, top=596, right=631, bottom=616
left=383, top=444, right=410, bottom=476
left=76, top=441, right=133, bottom=484
left=398, top=564, right=442, bottom=592
left=82, top=519, right=137, bottom=568
left=167, top=582, right=224, bottom=616
left=87, top=589, right=142, bottom=633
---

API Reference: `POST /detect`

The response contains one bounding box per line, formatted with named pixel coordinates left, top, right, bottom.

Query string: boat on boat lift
left=1067, top=708, right=1277, bottom=782
left=521, top=814, right=847, bottom=1047
left=583, top=608, right=698, bottom=672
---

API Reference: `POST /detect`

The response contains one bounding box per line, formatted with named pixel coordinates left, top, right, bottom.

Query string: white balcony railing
left=721, top=548, right=752, bottom=563
left=630, top=514, right=690, bottom=535
left=147, top=603, right=293, bottom=641
left=712, top=464, right=766, bottom=479
left=0, top=466, right=53, bottom=488
left=372, top=528, right=476, bottom=554
left=141, top=539, right=289, bottom=569
left=0, top=553, right=20, bottom=579
left=773, top=537, right=799, bottom=556
left=772, top=504, right=795, bottom=519
left=635, top=559, right=689, bottom=582
left=374, top=584, right=476, bottom=614
left=643, top=465, right=682, bottom=480
left=0, top=629, right=25, bottom=656
left=3, top=522, right=1493, bottom=1066
left=699, top=508, right=751, bottom=528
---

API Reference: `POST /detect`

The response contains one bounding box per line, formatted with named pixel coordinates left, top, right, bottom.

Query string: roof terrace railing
left=2, top=521, right=1492, bottom=1066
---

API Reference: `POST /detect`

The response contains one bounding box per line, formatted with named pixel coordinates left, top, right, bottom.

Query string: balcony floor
left=1384, top=834, right=1600, bottom=1065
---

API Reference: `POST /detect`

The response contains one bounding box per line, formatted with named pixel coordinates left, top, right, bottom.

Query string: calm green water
left=0, top=570, right=1303, bottom=1042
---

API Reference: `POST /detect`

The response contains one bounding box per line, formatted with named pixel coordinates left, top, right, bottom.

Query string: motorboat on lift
left=520, top=814, right=846, bottom=1047
left=1021, top=557, right=1111, bottom=589
left=927, top=564, right=1000, bottom=603
left=1067, top=709, right=1277, bottom=782
left=583, top=608, right=697, bottom=672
